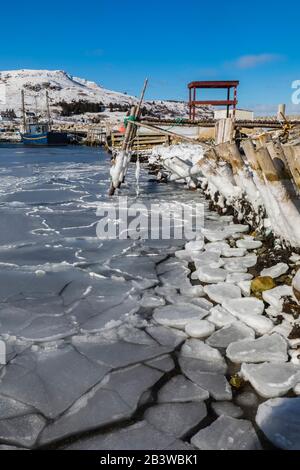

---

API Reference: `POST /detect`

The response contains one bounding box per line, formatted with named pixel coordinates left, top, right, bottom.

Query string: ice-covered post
left=0, top=339, right=6, bottom=365
left=277, top=104, right=286, bottom=121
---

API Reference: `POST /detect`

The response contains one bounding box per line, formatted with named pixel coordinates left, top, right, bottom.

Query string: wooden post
left=46, top=91, right=51, bottom=130
left=241, top=139, right=261, bottom=172
left=215, top=118, right=235, bottom=145
left=21, top=90, right=26, bottom=131
left=282, top=145, right=300, bottom=191
left=277, top=104, right=286, bottom=121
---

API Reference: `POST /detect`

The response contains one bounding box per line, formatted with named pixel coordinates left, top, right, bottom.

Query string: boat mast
left=21, top=90, right=26, bottom=131
left=46, top=91, right=51, bottom=130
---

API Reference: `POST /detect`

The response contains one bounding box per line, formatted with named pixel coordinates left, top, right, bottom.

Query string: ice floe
left=211, top=401, right=243, bottom=418
left=207, top=305, right=237, bottom=328
left=196, top=266, right=227, bottom=284
left=153, top=305, right=208, bottom=330
left=65, top=420, right=186, bottom=450
left=40, top=364, right=163, bottom=445
left=226, top=334, right=288, bottom=363
left=144, top=402, right=207, bottom=439
left=191, top=416, right=261, bottom=450
left=261, top=263, right=289, bottom=279
left=204, top=283, right=241, bottom=304
left=158, top=375, right=209, bottom=403
left=185, top=320, right=215, bottom=339
left=207, top=322, right=255, bottom=351
left=256, top=397, right=300, bottom=450
left=241, top=362, right=300, bottom=398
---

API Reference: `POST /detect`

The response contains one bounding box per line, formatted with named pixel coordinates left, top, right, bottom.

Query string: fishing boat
left=20, top=90, right=68, bottom=146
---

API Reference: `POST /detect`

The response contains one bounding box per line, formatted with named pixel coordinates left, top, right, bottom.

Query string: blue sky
left=1, top=0, right=300, bottom=114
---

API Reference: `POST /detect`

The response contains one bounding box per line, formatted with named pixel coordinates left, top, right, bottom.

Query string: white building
left=214, top=109, right=254, bottom=121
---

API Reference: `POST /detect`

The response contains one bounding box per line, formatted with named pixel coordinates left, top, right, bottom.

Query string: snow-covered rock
left=0, top=69, right=212, bottom=122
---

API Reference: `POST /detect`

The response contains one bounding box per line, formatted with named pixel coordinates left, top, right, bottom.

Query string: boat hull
left=21, top=131, right=68, bottom=146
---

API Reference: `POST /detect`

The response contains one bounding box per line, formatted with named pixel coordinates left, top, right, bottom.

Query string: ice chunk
left=180, top=285, right=204, bottom=297
left=204, top=283, right=241, bottom=304
left=191, top=416, right=261, bottom=450
left=261, top=263, right=289, bottom=279
left=141, top=293, right=165, bottom=308
left=185, top=372, right=232, bottom=401
left=144, top=402, right=207, bottom=438
left=65, top=420, right=182, bottom=450
left=222, top=298, right=272, bottom=335
left=262, top=285, right=293, bottom=309
left=224, top=263, right=248, bottom=273
left=207, top=305, right=237, bottom=328
left=224, top=224, right=249, bottom=235
left=207, top=321, right=255, bottom=351
left=211, top=401, right=243, bottom=418
left=181, top=339, right=223, bottom=362
left=226, top=273, right=253, bottom=284
left=164, top=293, right=212, bottom=311
left=241, top=362, right=300, bottom=397
left=256, top=397, right=300, bottom=450
left=81, top=296, right=140, bottom=333
left=222, top=247, right=246, bottom=258
left=202, top=229, right=227, bottom=242
left=0, top=395, right=34, bottom=419
left=196, top=266, right=227, bottom=284
left=73, top=338, right=172, bottom=369
left=0, top=345, right=107, bottom=418
left=146, top=326, right=187, bottom=348
left=226, top=334, right=288, bottom=364
left=146, top=355, right=175, bottom=373
left=224, top=254, right=257, bottom=269
left=0, top=414, right=46, bottom=448
left=18, top=315, right=76, bottom=342
left=204, top=241, right=229, bottom=253
left=235, top=392, right=258, bottom=409
left=223, top=297, right=265, bottom=317
left=185, top=240, right=205, bottom=252
left=153, top=304, right=208, bottom=330
left=185, top=320, right=215, bottom=339
left=193, top=251, right=223, bottom=269
left=237, top=280, right=252, bottom=296
left=179, top=355, right=227, bottom=376
left=158, top=375, right=209, bottom=403
left=236, top=239, right=262, bottom=250
left=39, top=364, right=163, bottom=446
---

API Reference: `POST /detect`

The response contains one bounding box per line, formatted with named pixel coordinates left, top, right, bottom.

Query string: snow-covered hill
left=0, top=70, right=212, bottom=123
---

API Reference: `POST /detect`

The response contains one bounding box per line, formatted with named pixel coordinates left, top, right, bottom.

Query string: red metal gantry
left=188, top=80, right=239, bottom=121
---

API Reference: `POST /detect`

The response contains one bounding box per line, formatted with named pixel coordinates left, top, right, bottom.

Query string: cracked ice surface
left=1, top=146, right=298, bottom=450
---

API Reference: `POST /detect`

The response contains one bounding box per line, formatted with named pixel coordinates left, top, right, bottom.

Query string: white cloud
left=234, top=54, right=283, bottom=69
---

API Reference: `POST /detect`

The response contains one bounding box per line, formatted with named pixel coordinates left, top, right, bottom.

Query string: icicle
left=135, top=155, right=141, bottom=197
